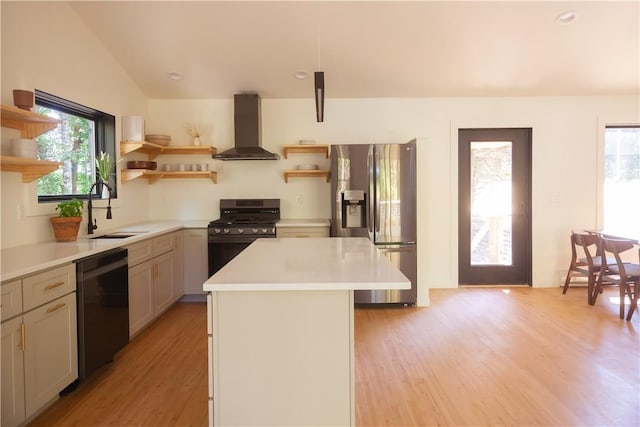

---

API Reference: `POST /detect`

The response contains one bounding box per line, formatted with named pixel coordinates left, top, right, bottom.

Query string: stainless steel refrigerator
left=330, top=140, right=417, bottom=304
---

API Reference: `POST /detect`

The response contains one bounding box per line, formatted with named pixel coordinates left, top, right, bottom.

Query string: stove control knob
left=214, top=228, right=222, bottom=234
left=252, top=228, right=259, bottom=234
left=223, top=228, right=230, bottom=234
left=261, top=228, right=268, bottom=234
left=238, top=228, right=244, bottom=234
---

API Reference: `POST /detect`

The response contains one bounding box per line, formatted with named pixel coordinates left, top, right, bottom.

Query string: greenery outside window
left=603, top=125, right=639, bottom=237
left=35, top=90, right=116, bottom=202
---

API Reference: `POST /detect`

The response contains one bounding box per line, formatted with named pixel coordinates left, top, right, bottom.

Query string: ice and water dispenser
left=341, top=190, right=367, bottom=228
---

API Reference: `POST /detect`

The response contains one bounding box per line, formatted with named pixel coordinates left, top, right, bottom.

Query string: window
left=34, top=90, right=116, bottom=202
left=603, top=126, right=640, bottom=237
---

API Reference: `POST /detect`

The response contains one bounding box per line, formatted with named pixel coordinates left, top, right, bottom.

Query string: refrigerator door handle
left=377, top=245, right=416, bottom=253
left=367, top=145, right=375, bottom=240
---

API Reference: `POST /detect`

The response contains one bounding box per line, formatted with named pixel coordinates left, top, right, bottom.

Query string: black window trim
left=35, top=90, right=117, bottom=203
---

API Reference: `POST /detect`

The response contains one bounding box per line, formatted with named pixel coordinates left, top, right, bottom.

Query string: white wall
left=1, top=3, right=638, bottom=306
left=1, top=2, right=150, bottom=249
left=147, top=96, right=639, bottom=304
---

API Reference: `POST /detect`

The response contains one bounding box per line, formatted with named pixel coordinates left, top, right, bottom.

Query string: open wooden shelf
left=283, top=170, right=330, bottom=183
left=1, top=104, right=61, bottom=138
left=121, top=142, right=216, bottom=160
left=0, top=155, right=61, bottom=182
left=122, top=169, right=217, bottom=184
left=282, top=144, right=329, bottom=159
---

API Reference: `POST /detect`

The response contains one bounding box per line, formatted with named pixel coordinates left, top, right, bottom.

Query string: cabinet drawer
left=126, top=240, right=153, bottom=267
left=152, top=233, right=174, bottom=257
left=276, top=226, right=329, bottom=238
left=22, top=264, right=75, bottom=312
left=1, top=280, right=23, bottom=321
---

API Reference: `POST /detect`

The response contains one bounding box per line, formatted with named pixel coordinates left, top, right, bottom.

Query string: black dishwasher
left=74, top=247, right=129, bottom=381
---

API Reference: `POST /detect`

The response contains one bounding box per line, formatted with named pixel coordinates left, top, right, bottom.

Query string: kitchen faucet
left=87, top=182, right=112, bottom=235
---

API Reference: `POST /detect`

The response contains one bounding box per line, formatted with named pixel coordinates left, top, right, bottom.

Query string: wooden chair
left=562, top=232, right=614, bottom=304
left=595, top=238, right=640, bottom=321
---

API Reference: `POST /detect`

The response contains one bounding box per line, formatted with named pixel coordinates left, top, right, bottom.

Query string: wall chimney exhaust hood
left=213, top=94, right=279, bottom=161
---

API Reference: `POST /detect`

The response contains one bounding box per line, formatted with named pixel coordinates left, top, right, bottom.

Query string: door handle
left=46, top=302, right=66, bottom=314
left=45, top=281, right=65, bottom=291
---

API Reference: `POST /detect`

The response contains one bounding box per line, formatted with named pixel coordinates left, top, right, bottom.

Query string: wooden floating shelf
left=121, top=141, right=216, bottom=159
left=0, top=155, right=62, bottom=182
left=1, top=104, right=61, bottom=139
left=122, top=169, right=217, bottom=184
left=282, top=144, right=329, bottom=159
left=283, top=170, right=330, bottom=183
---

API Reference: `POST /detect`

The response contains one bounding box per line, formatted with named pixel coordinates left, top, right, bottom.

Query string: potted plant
left=95, top=151, right=115, bottom=198
left=50, top=199, right=84, bottom=242
left=95, top=151, right=114, bottom=183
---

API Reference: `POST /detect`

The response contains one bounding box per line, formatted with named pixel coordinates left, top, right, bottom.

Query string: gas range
left=208, top=219, right=276, bottom=237
left=207, top=199, right=280, bottom=239
left=207, top=199, right=280, bottom=275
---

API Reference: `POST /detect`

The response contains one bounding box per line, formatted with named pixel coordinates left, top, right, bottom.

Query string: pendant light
left=315, top=71, right=324, bottom=122
left=314, top=6, right=324, bottom=123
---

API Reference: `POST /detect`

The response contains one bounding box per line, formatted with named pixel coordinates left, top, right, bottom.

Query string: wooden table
left=586, top=230, right=639, bottom=245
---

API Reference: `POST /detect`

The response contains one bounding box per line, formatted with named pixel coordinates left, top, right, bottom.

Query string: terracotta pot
left=13, top=90, right=34, bottom=111
left=50, top=216, right=82, bottom=242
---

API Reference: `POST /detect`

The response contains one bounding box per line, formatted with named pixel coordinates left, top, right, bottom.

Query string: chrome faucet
left=87, top=182, right=112, bottom=235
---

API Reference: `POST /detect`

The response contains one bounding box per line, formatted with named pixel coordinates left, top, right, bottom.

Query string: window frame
left=34, top=89, right=117, bottom=203
left=599, top=123, right=640, bottom=237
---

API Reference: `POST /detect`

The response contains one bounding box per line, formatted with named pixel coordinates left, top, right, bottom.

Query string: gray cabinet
left=0, top=264, right=77, bottom=427
left=125, top=232, right=181, bottom=338
left=183, top=229, right=208, bottom=295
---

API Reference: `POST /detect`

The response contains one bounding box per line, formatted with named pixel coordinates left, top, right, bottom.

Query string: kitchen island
left=203, top=237, right=409, bottom=427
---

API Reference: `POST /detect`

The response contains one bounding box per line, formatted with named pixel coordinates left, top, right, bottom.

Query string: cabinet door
left=153, top=251, right=174, bottom=316
left=173, top=232, right=184, bottom=301
left=183, top=229, right=209, bottom=295
left=22, top=264, right=75, bottom=312
left=125, top=240, right=153, bottom=267
left=1, top=316, right=25, bottom=427
left=1, top=280, right=23, bottom=322
left=23, top=292, right=77, bottom=419
left=152, top=233, right=174, bottom=257
left=128, top=260, right=154, bottom=337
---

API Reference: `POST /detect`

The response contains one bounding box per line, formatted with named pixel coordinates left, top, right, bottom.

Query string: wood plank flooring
left=28, top=287, right=639, bottom=427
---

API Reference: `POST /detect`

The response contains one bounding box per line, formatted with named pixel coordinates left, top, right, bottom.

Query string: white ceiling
left=69, top=1, right=639, bottom=99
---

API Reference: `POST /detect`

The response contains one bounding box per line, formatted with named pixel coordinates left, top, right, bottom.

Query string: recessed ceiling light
left=556, top=10, right=577, bottom=25
left=294, top=71, right=308, bottom=80
left=168, top=72, right=184, bottom=81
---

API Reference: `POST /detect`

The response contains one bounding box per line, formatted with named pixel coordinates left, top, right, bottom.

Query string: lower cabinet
left=23, top=293, right=77, bottom=418
left=153, top=251, right=175, bottom=315
left=1, top=264, right=77, bottom=427
left=126, top=232, right=182, bottom=338
left=128, top=261, right=154, bottom=337
left=183, top=229, right=208, bottom=295
left=1, top=316, right=25, bottom=427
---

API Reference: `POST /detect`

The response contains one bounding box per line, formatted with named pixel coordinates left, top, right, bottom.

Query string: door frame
left=456, top=127, right=532, bottom=286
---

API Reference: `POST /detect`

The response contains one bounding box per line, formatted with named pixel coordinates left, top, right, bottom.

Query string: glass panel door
left=470, top=141, right=512, bottom=265
left=459, top=128, right=531, bottom=285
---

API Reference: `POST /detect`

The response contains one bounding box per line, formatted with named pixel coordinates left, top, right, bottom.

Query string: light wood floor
left=29, top=287, right=639, bottom=427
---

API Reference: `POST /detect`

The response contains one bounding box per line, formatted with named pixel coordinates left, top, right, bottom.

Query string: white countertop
left=276, top=219, right=330, bottom=228
left=203, top=237, right=410, bottom=292
left=0, top=221, right=193, bottom=282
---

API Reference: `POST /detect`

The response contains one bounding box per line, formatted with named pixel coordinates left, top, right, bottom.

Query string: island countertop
left=203, top=237, right=410, bottom=292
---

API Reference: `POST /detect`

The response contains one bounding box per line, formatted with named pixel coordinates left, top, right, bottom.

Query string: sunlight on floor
left=608, top=296, right=632, bottom=304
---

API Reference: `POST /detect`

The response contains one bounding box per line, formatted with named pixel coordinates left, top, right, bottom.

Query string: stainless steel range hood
left=213, top=94, right=279, bottom=161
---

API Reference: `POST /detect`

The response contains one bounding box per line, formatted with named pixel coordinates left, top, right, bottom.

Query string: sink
left=90, top=233, right=138, bottom=239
